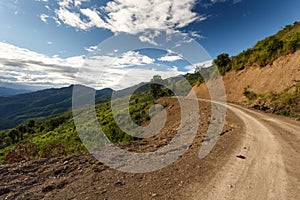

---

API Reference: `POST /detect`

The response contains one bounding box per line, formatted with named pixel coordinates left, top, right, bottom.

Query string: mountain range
left=0, top=87, right=31, bottom=97
left=0, top=85, right=113, bottom=130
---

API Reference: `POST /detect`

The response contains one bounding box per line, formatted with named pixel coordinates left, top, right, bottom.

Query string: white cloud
left=84, top=51, right=155, bottom=71
left=158, top=55, right=183, bottom=62
left=0, top=42, right=184, bottom=90
left=40, top=0, right=205, bottom=43
left=84, top=45, right=98, bottom=53
left=56, top=7, right=91, bottom=30
left=0, top=42, right=83, bottom=87
left=202, top=0, right=242, bottom=7
left=102, top=0, right=201, bottom=34
left=80, top=8, right=107, bottom=28
left=40, top=14, right=49, bottom=23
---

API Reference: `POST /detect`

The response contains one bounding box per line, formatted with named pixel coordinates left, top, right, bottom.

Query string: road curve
left=192, top=103, right=300, bottom=200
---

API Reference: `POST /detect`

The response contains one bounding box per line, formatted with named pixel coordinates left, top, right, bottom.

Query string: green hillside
left=0, top=91, right=156, bottom=164
left=214, top=21, right=300, bottom=75
left=212, top=21, right=300, bottom=119
left=0, top=87, right=31, bottom=97
left=0, top=85, right=113, bottom=130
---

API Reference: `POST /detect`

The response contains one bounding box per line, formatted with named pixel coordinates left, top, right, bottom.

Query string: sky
left=0, top=0, right=299, bottom=90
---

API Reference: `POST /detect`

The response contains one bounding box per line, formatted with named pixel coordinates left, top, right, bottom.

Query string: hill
left=214, top=21, right=300, bottom=75
left=0, top=85, right=113, bottom=130
left=191, top=21, right=300, bottom=119
left=0, top=87, right=31, bottom=97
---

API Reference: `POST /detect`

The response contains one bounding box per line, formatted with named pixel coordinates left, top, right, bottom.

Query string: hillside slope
left=191, top=49, right=300, bottom=103
left=0, top=85, right=113, bottom=130
left=0, top=87, right=31, bottom=97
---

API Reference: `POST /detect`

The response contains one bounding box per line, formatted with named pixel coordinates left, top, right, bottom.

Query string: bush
left=243, top=87, right=257, bottom=101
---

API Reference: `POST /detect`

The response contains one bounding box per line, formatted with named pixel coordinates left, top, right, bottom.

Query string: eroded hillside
left=191, top=49, right=300, bottom=103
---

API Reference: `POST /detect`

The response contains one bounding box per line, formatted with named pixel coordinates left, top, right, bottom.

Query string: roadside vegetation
left=212, top=21, right=300, bottom=120
left=243, top=81, right=300, bottom=120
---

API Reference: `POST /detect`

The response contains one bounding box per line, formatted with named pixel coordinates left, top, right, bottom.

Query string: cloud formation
left=0, top=42, right=183, bottom=90
left=39, top=0, right=205, bottom=43
left=158, top=55, right=183, bottom=62
left=0, top=42, right=83, bottom=88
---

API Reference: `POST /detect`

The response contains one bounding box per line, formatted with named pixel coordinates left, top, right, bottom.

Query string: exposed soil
left=191, top=49, right=300, bottom=103
left=0, top=98, right=244, bottom=200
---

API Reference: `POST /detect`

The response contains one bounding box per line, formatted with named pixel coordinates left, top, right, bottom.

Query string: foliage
left=215, top=21, right=300, bottom=75
left=213, top=53, right=232, bottom=75
left=243, top=87, right=257, bottom=101
left=149, top=75, right=174, bottom=98
left=243, top=82, right=300, bottom=119
left=0, top=90, right=157, bottom=164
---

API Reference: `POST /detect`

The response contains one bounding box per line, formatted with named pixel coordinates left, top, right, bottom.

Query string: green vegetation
left=243, top=82, right=300, bottom=120
left=0, top=85, right=113, bottom=130
left=0, top=90, right=157, bottom=164
left=214, top=21, right=300, bottom=74
left=149, top=75, right=174, bottom=98
left=243, top=86, right=257, bottom=101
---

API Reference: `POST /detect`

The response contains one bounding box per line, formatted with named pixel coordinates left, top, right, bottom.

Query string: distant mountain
left=0, top=87, right=31, bottom=97
left=0, top=85, right=113, bottom=130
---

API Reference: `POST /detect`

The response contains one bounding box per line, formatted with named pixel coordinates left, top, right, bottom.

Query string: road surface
left=192, top=102, right=300, bottom=200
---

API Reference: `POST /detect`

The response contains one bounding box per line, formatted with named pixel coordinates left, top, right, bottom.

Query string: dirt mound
left=191, top=50, right=300, bottom=103
left=0, top=98, right=243, bottom=200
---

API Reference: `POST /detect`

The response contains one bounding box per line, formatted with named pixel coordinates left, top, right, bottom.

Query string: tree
left=27, top=120, right=35, bottom=128
left=8, top=129, right=22, bottom=144
left=214, top=53, right=231, bottom=68
left=214, top=53, right=231, bottom=75
left=150, top=75, right=164, bottom=98
left=288, top=33, right=300, bottom=53
left=16, top=124, right=27, bottom=133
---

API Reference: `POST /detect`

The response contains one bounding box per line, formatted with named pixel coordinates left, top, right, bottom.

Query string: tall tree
left=150, top=75, right=164, bottom=98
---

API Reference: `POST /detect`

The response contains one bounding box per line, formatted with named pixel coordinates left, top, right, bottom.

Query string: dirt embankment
left=191, top=50, right=300, bottom=103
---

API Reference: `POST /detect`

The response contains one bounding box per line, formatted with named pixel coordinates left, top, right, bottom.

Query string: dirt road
left=191, top=102, right=300, bottom=200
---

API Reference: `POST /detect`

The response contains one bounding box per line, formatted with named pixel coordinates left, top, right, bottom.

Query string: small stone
left=42, top=185, right=54, bottom=193
left=115, top=181, right=124, bottom=187
left=0, top=187, right=10, bottom=195
left=236, top=155, right=246, bottom=159
left=93, top=167, right=100, bottom=172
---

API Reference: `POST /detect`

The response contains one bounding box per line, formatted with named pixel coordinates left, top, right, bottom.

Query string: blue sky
left=0, top=0, right=299, bottom=90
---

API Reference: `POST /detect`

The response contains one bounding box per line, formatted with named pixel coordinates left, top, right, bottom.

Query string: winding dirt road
left=192, top=102, right=300, bottom=200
